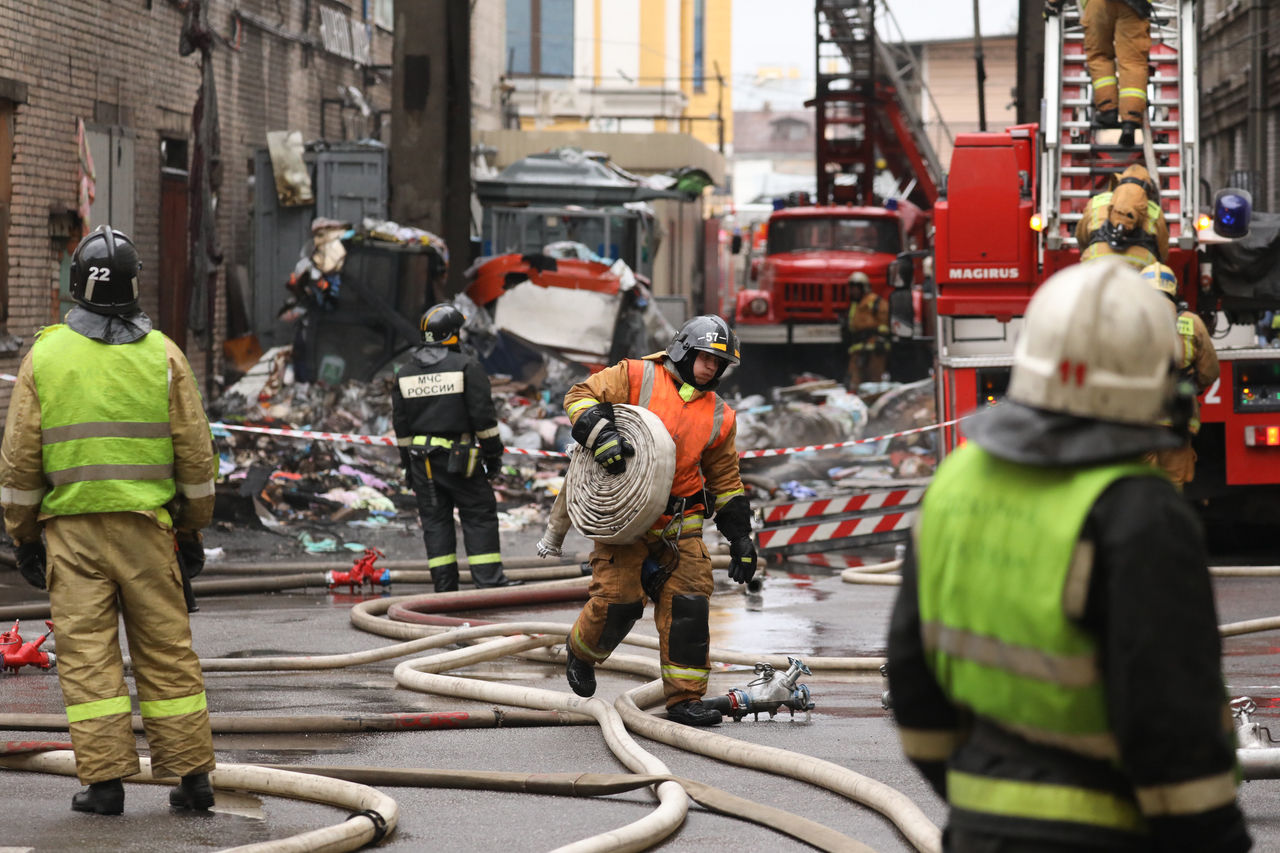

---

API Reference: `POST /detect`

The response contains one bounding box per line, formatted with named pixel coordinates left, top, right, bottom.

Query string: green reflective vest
left=917, top=443, right=1162, bottom=829
left=31, top=324, right=176, bottom=518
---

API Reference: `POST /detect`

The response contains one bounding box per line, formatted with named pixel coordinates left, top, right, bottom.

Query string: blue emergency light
left=1212, top=188, right=1252, bottom=239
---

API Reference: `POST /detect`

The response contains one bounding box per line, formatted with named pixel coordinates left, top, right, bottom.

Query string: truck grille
left=781, top=281, right=850, bottom=320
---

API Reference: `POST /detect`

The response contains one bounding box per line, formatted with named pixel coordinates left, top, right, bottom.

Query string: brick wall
left=0, top=0, right=393, bottom=411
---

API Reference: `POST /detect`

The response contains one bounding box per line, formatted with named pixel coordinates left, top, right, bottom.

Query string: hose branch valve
left=703, top=656, right=816, bottom=722
left=1232, top=696, right=1276, bottom=749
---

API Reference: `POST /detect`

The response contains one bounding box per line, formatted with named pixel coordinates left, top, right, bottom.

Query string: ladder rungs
left=1061, top=165, right=1180, bottom=175
left=1062, top=98, right=1180, bottom=107
left=1062, top=75, right=1182, bottom=85
left=1062, top=143, right=1179, bottom=153
left=1062, top=120, right=1180, bottom=129
left=1060, top=189, right=1184, bottom=199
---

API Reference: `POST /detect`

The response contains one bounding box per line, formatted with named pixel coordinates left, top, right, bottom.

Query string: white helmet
left=1007, top=259, right=1179, bottom=425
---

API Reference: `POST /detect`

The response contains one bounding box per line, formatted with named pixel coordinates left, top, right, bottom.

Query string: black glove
left=728, top=536, right=757, bottom=584
left=571, top=402, right=635, bottom=475
left=483, top=455, right=505, bottom=479
left=176, top=534, right=205, bottom=580
left=1043, top=0, right=1063, bottom=17
left=15, top=541, right=46, bottom=590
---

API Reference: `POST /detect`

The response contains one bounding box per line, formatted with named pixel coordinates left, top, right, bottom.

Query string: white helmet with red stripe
left=1008, top=259, right=1179, bottom=425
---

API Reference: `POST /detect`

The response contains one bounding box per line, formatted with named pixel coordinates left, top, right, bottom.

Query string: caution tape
left=0, top=372, right=967, bottom=460
left=736, top=416, right=968, bottom=459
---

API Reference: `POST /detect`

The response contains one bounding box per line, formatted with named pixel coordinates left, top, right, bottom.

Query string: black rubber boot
left=565, top=648, right=596, bottom=697
left=666, top=699, right=723, bottom=727
left=431, top=568, right=459, bottom=593
left=71, top=778, right=124, bottom=815
left=1118, top=121, right=1138, bottom=147
left=474, top=576, right=524, bottom=589
left=169, top=772, right=215, bottom=810
left=1093, top=107, right=1119, bottom=129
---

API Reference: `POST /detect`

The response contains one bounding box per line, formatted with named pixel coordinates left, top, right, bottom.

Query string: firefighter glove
left=483, top=455, right=505, bottom=479
left=1043, top=0, right=1063, bottom=17
left=571, top=402, right=635, bottom=475
left=728, top=536, right=757, bottom=584
left=15, top=541, right=46, bottom=590
left=176, top=533, right=205, bottom=580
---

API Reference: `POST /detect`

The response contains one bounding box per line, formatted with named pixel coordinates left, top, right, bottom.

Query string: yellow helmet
left=1140, top=262, right=1178, bottom=297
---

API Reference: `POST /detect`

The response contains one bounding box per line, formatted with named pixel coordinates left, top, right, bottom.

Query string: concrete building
left=0, top=0, right=397, bottom=409
left=1199, top=0, right=1280, bottom=211
left=504, top=0, right=733, bottom=153
left=730, top=107, right=816, bottom=206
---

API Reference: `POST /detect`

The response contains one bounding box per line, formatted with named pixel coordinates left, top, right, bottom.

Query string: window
left=767, top=217, right=901, bottom=255
left=693, top=0, right=706, bottom=93
left=373, top=0, right=393, bottom=30
left=506, top=0, right=574, bottom=77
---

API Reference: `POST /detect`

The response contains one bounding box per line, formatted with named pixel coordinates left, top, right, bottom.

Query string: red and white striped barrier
left=756, top=511, right=913, bottom=551
left=760, top=487, right=924, bottom=524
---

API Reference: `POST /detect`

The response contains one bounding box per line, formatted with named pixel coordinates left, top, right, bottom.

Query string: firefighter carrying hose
left=1077, top=164, right=1169, bottom=270
left=1047, top=0, right=1151, bottom=147
left=846, top=271, right=891, bottom=391
left=1140, top=262, right=1220, bottom=488
left=562, top=315, right=756, bottom=726
left=888, top=260, right=1250, bottom=852
left=0, top=225, right=218, bottom=815
left=392, top=304, right=518, bottom=592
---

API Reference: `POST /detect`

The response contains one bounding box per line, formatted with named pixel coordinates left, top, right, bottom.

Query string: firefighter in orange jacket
left=846, top=272, right=890, bottom=390
left=562, top=315, right=755, bottom=726
left=1140, top=262, right=1220, bottom=487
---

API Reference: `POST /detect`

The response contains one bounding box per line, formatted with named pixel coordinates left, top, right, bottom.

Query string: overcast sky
left=732, top=0, right=1020, bottom=109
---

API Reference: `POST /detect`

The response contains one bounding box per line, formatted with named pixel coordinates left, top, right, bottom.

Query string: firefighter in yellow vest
left=562, top=315, right=754, bottom=726
left=846, top=271, right=891, bottom=390
left=888, top=259, right=1249, bottom=852
left=1077, top=164, right=1168, bottom=269
left=0, top=226, right=218, bottom=815
left=1140, top=262, right=1220, bottom=487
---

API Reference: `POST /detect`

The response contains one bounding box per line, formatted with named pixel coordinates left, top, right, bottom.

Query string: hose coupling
left=346, top=808, right=390, bottom=843
left=1233, top=696, right=1276, bottom=749
left=704, top=656, right=816, bottom=722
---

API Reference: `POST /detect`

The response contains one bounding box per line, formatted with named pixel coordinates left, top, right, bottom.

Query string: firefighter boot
left=565, top=648, right=596, bottom=697
left=169, top=772, right=215, bottom=810
left=72, top=778, right=125, bottom=815
left=475, top=576, right=524, bottom=589
left=1093, top=108, right=1119, bottom=129
left=666, top=699, right=723, bottom=727
left=1119, top=121, right=1138, bottom=147
left=431, top=567, right=460, bottom=593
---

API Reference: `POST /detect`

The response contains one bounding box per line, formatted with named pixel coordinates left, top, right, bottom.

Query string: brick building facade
left=0, top=0, right=396, bottom=409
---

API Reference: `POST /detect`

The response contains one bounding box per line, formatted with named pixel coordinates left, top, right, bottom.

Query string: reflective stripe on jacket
left=916, top=442, right=1162, bottom=831
left=627, top=358, right=734, bottom=501
left=31, top=325, right=175, bottom=517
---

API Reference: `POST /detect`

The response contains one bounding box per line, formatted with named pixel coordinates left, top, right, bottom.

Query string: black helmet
left=70, top=225, right=141, bottom=315
left=666, top=314, right=740, bottom=390
left=420, top=303, right=464, bottom=346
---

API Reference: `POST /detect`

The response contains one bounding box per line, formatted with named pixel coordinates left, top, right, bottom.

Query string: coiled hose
left=538, top=404, right=676, bottom=555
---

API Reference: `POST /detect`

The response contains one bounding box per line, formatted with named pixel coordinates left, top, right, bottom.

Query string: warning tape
left=0, top=372, right=965, bottom=460
left=736, top=416, right=967, bottom=459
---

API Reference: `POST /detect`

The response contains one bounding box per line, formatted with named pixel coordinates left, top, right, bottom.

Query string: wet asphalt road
left=2, top=520, right=1280, bottom=852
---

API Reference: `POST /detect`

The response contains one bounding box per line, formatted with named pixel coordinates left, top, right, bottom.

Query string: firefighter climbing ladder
left=1042, top=0, right=1198, bottom=251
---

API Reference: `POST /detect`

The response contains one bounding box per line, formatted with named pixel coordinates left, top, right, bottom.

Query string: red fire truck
left=732, top=1, right=941, bottom=389
left=934, top=0, right=1266, bottom=518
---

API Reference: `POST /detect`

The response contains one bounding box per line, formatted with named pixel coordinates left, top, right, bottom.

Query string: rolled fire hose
left=537, top=404, right=676, bottom=556
left=0, top=749, right=399, bottom=853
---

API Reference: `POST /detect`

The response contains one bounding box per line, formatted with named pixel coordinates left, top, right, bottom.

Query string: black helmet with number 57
left=667, top=314, right=741, bottom=390
left=420, top=303, right=465, bottom=347
left=70, top=225, right=142, bottom=315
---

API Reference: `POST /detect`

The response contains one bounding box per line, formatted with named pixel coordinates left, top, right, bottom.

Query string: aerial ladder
left=812, top=0, right=944, bottom=211
left=1040, top=0, right=1199, bottom=261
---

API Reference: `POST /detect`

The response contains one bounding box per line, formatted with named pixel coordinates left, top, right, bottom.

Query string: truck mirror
left=731, top=234, right=744, bottom=255
left=895, top=256, right=914, bottom=288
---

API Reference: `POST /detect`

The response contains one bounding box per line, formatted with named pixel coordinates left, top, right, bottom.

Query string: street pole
left=972, top=0, right=988, bottom=132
